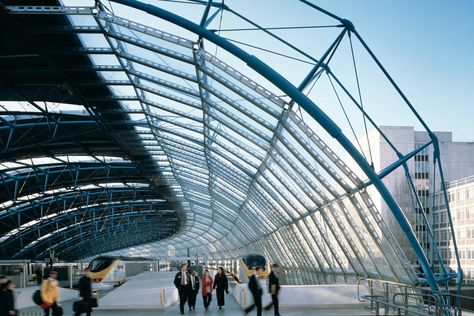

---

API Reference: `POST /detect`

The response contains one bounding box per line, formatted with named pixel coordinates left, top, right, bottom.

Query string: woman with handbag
left=201, top=270, right=213, bottom=311
left=40, top=271, right=61, bottom=316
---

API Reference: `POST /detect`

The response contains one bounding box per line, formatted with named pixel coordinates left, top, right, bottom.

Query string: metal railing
left=358, top=278, right=474, bottom=315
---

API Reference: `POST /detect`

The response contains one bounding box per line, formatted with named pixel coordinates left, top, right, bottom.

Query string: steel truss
left=0, top=0, right=460, bottom=299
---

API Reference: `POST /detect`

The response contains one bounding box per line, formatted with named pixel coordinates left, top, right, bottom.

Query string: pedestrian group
left=174, top=262, right=281, bottom=315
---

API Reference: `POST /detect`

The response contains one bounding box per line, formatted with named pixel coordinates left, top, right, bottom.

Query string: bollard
left=160, top=288, right=165, bottom=307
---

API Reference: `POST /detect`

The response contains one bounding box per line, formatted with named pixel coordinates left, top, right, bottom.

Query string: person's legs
left=273, top=294, right=280, bottom=315
left=256, top=296, right=262, bottom=316
left=244, top=303, right=255, bottom=314
left=217, top=288, right=225, bottom=307
left=179, top=289, right=187, bottom=314
left=264, top=300, right=274, bottom=310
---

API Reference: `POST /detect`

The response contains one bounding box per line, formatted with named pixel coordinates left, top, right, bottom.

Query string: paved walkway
left=18, top=294, right=371, bottom=316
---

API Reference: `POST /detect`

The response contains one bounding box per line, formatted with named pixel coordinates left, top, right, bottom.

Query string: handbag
left=52, top=304, right=63, bottom=316
left=32, top=289, right=43, bottom=305
left=89, top=297, right=98, bottom=308
left=73, top=300, right=89, bottom=313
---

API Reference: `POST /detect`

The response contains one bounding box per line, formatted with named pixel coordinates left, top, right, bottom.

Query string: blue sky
left=299, top=1, right=474, bottom=141
left=208, top=0, right=474, bottom=141
left=95, top=0, right=474, bottom=141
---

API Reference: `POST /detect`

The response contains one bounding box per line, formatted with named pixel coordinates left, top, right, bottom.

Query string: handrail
left=361, top=294, right=437, bottom=316
left=358, top=277, right=474, bottom=316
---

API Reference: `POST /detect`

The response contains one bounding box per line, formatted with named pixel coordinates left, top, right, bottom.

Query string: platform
left=17, top=271, right=372, bottom=315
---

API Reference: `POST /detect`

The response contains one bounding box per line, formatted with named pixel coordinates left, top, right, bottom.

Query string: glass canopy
left=0, top=0, right=459, bottom=290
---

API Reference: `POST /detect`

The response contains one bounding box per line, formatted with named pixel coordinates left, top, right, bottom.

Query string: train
left=238, top=254, right=270, bottom=282
left=87, top=256, right=152, bottom=289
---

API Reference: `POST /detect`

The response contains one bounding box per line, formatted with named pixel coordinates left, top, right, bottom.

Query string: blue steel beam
left=108, top=0, right=440, bottom=292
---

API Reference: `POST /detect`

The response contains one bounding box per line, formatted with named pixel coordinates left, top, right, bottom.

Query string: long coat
left=213, top=273, right=228, bottom=306
left=267, top=271, right=280, bottom=294
left=248, top=274, right=262, bottom=298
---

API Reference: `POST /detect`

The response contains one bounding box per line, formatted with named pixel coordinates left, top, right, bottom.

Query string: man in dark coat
left=264, top=263, right=281, bottom=316
left=35, top=267, right=43, bottom=285
left=0, top=280, right=16, bottom=316
left=244, top=266, right=263, bottom=316
left=212, top=267, right=229, bottom=310
left=187, top=270, right=200, bottom=311
left=75, top=268, right=93, bottom=316
left=174, top=263, right=191, bottom=314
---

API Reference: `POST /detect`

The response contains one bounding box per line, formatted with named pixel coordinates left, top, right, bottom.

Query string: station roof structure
left=0, top=0, right=459, bottom=290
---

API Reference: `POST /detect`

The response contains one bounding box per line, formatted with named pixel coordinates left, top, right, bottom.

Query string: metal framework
left=0, top=0, right=460, bottom=294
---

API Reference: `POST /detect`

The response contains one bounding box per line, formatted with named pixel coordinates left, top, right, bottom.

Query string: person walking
left=173, top=263, right=191, bottom=315
left=40, top=270, right=60, bottom=316
left=35, top=267, right=43, bottom=285
left=212, top=267, right=229, bottom=310
left=0, top=276, right=8, bottom=315
left=75, top=268, right=93, bottom=316
left=0, top=280, right=16, bottom=316
left=201, top=270, right=213, bottom=311
left=187, top=270, right=199, bottom=311
left=264, top=263, right=281, bottom=316
left=244, top=266, right=263, bottom=316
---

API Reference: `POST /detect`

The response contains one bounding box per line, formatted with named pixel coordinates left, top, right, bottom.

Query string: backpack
left=32, top=289, right=43, bottom=305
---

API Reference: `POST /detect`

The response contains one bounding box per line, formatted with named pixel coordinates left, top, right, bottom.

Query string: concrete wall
left=232, top=281, right=368, bottom=309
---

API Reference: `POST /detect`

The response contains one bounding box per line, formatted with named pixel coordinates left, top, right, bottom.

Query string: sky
left=67, top=0, right=474, bottom=142
left=317, top=0, right=474, bottom=141
left=219, top=0, right=474, bottom=142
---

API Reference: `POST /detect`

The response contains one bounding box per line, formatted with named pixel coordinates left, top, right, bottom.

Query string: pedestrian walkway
left=18, top=294, right=371, bottom=316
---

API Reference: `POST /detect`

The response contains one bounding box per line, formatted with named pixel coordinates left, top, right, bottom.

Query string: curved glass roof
left=0, top=0, right=459, bottom=289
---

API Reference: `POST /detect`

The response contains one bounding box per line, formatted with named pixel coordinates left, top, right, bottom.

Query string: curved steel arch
left=0, top=0, right=461, bottom=295
left=16, top=213, right=175, bottom=259
left=0, top=185, right=162, bottom=225
left=108, top=0, right=439, bottom=292
left=0, top=199, right=173, bottom=254
left=0, top=113, right=124, bottom=160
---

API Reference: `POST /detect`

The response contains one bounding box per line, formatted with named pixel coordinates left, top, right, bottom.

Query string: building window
left=415, top=172, right=429, bottom=179
left=417, top=189, right=430, bottom=197
left=415, top=154, right=429, bottom=162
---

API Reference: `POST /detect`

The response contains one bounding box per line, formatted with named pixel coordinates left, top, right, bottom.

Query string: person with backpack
left=40, top=271, right=61, bottom=316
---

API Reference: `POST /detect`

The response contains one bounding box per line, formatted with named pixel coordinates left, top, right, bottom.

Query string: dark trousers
left=202, top=294, right=212, bottom=309
left=265, top=294, right=279, bottom=315
left=178, top=288, right=189, bottom=313
left=245, top=294, right=262, bottom=316
left=74, top=298, right=92, bottom=316
left=43, top=303, right=59, bottom=316
left=216, top=288, right=225, bottom=306
left=188, top=290, right=198, bottom=309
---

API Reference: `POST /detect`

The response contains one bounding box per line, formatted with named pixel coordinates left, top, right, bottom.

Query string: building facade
left=355, top=126, right=474, bottom=265
left=433, top=176, right=474, bottom=282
